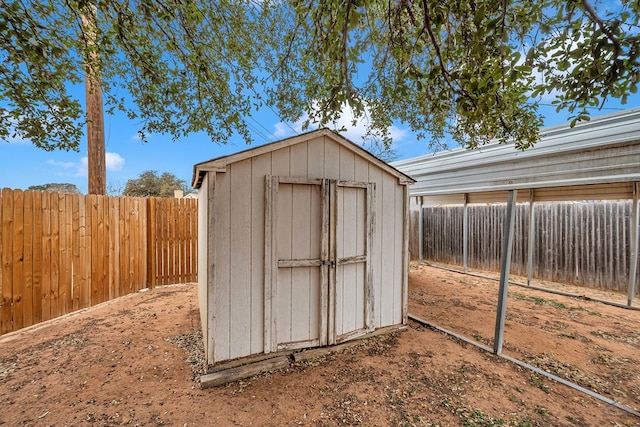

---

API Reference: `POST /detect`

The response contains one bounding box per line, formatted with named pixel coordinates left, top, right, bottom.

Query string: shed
left=192, top=129, right=415, bottom=370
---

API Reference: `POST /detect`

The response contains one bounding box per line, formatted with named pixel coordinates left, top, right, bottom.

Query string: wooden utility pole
left=82, top=6, right=106, bottom=195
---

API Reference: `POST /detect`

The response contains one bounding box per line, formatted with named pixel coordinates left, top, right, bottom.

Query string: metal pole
left=418, top=196, right=424, bottom=263
left=628, top=182, right=639, bottom=307
left=463, top=193, right=469, bottom=273
left=493, top=190, right=517, bottom=354
left=527, top=189, right=535, bottom=286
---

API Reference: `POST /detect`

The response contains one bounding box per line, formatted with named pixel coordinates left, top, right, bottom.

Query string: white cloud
left=272, top=120, right=304, bottom=139
left=77, top=157, right=88, bottom=177
left=47, top=151, right=124, bottom=177
left=273, top=103, right=410, bottom=146
left=105, top=152, right=125, bottom=171
left=273, top=122, right=294, bottom=138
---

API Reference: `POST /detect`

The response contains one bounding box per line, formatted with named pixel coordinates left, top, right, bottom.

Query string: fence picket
left=147, top=198, right=156, bottom=288
left=22, top=190, right=34, bottom=329
left=32, top=191, right=43, bottom=325
left=78, top=195, right=90, bottom=310
left=60, top=193, right=72, bottom=315
left=1, top=189, right=13, bottom=334
left=12, top=190, right=24, bottom=331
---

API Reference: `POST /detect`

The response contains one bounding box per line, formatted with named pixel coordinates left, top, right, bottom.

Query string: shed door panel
left=274, top=179, right=327, bottom=350
left=334, top=183, right=372, bottom=342
left=266, top=176, right=373, bottom=353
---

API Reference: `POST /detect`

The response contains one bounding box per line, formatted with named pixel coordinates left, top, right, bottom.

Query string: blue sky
left=1, top=89, right=638, bottom=194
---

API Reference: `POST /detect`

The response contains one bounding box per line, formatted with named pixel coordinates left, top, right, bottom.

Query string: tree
left=123, top=170, right=190, bottom=198
left=1, top=0, right=274, bottom=151
left=267, top=0, right=639, bottom=149
left=28, top=183, right=81, bottom=194
left=1, top=0, right=638, bottom=156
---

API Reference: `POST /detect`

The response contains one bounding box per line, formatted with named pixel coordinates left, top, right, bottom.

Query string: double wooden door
left=264, top=176, right=374, bottom=353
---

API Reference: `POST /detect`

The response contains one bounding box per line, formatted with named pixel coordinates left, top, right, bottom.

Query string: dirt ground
left=1, top=263, right=639, bottom=426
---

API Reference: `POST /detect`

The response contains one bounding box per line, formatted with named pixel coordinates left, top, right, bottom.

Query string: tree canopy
left=1, top=0, right=638, bottom=151
left=27, top=183, right=81, bottom=193
left=1, top=0, right=272, bottom=151
left=269, top=0, right=639, bottom=149
left=123, top=170, right=191, bottom=198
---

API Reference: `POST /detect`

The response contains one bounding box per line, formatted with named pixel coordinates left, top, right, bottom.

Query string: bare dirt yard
left=1, top=263, right=639, bottom=426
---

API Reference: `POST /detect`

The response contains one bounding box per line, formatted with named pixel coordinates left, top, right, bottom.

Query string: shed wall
left=207, top=135, right=406, bottom=364
left=197, top=173, right=209, bottom=359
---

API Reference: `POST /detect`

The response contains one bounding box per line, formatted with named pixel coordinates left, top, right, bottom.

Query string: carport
left=393, top=108, right=640, bottom=416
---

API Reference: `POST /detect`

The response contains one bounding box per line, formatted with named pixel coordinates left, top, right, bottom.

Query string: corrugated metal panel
left=421, top=194, right=466, bottom=206
left=467, top=191, right=511, bottom=204
left=534, top=182, right=634, bottom=202
left=393, top=108, right=640, bottom=198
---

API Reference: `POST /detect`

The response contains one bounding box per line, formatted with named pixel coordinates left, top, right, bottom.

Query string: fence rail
left=413, top=201, right=639, bottom=295
left=0, top=189, right=197, bottom=336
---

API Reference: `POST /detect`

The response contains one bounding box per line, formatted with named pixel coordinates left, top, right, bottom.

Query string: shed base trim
left=200, top=324, right=407, bottom=388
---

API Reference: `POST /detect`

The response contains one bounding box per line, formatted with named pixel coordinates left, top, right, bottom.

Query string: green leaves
left=1, top=0, right=278, bottom=150
left=1, top=0, right=638, bottom=152
left=300, top=1, right=519, bottom=145
left=269, top=0, right=639, bottom=150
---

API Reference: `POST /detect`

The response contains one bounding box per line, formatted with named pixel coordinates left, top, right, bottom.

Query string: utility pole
left=82, top=5, right=106, bottom=195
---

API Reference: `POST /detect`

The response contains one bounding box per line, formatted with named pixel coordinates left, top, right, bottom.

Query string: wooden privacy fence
left=415, top=201, right=640, bottom=295
left=0, top=189, right=197, bottom=336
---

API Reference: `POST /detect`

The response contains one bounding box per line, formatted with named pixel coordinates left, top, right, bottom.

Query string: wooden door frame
left=264, top=175, right=375, bottom=353
left=331, top=180, right=375, bottom=344
left=264, top=176, right=329, bottom=353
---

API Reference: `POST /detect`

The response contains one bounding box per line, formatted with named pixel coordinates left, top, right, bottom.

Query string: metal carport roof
left=393, top=108, right=640, bottom=203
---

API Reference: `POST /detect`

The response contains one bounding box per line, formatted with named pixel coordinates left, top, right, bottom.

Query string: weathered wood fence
left=0, top=189, right=197, bottom=336
left=413, top=201, right=640, bottom=294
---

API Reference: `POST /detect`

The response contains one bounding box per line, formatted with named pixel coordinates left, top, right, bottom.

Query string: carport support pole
left=527, top=189, right=535, bottom=286
left=628, top=182, right=639, bottom=306
left=418, top=196, right=424, bottom=263
left=493, top=190, right=517, bottom=355
left=463, top=193, right=469, bottom=272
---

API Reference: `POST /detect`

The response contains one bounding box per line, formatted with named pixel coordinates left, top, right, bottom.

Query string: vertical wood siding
left=0, top=189, right=197, bottom=336
left=207, top=135, right=407, bottom=364
left=414, top=201, right=639, bottom=294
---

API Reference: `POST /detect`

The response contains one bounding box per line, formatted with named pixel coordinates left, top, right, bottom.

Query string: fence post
left=494, top=189, right=517, bottom=355
left=463, top=193, right=468, bottom=272
left=629, top=182, right=639, bottom=306
left=418, top=196, right=424, bottom=263
left=527, top=189, right=536, bottom=286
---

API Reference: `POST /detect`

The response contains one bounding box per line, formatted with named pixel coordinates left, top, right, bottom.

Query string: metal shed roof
left=393, top=108, right=640, bottom=201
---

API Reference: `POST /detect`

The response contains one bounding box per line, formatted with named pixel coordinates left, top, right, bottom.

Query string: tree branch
left=343, top=0, right=352, bottom=95
left=580, top=0, right=622, bottom=55
left=420, top=0, right=455, bottom=90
